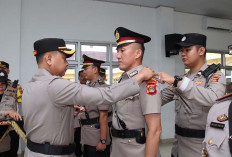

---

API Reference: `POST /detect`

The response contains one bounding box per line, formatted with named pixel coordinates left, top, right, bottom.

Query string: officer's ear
left=45, top=52, right=53, bottom=66
left=198, top=46, right=206, bottom=56
left=135, top=48, right=142, bottom=59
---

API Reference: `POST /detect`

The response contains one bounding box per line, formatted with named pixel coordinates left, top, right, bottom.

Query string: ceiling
left=95, top=0, right=232, bottom=20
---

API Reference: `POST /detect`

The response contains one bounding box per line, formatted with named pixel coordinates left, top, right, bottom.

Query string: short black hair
left=35, top=53, right=46, bottom=64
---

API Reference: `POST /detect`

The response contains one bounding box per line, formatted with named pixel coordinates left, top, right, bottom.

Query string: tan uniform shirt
left=161, top=63, right=226, bottom=157
left=80, top=76, right=112, bottom=146
left=22, top=69, right=140, bottom=156
left=0, top=94, right=16, bottom=153
left=111, top=65, right=162, bottom=157
left=203, top=96, right=232, bottom=157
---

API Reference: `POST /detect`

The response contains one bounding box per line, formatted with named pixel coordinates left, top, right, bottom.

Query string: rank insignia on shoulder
left=98, top=79, right=104, bottom=85
left=195, top=80, right=203, bottom=86
left=129, top=70, right=138, bottom=78
left=146, top=78, right=157, bottom=95
left=217, top=114, right=228, bottom=122
left=210, top=74, right=221, bottom=83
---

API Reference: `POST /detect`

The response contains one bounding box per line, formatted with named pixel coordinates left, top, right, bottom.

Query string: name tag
left=210, top=122, right=225, bottom=129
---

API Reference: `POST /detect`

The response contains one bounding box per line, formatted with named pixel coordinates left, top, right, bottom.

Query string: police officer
left=0, top=70, right=22, bottom=157
left=202, top=93, right=232, bottom=157
left=0, top=61, right=24, bottom=157
left=99, top=68, right=107, bottom=81
left=22, top=38, right=156, bottom=157
left=111, top=27, right=162, bottom=157
left=74, top=70, right=87, bottom=157
left=155, top=33, right=226, bottom=157
left=80, top=55, right=112, bottom=157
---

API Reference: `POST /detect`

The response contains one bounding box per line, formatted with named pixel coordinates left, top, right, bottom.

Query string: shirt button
left=90, top=125, right=93, bottom=128
left=128, top=140, right=131, bottom=143
left=208, top=139, right=213, bottom=145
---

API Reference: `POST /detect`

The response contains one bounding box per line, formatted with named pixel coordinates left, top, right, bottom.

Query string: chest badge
left=217, top=114, right=228, bottom=122
left=195, top=80, right=203, bottom=86
left=146, top=78, right=157, bottom=95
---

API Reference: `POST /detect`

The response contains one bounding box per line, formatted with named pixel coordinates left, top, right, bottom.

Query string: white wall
left=0, top=0, right=232, bottom=141
left=0, top=0, right=21, bottom=80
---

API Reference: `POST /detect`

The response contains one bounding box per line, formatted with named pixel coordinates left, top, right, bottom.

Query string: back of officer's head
left=33, top=38, right=75, bottom=64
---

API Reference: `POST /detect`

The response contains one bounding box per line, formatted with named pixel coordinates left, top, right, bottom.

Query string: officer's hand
left=96, top=141, right=106, bottom=151
left=154, top=72, right=174, bottom=85
left=4, top=110, right=22, bottom=121
left=135, top=67, right=155, bottom=84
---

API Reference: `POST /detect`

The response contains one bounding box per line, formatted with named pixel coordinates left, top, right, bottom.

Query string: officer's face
left=117, top=43, right=139, bottom=72
left=83, top=66, right=95, bottom=81
left=0, top=82, right=7, bottom=95
left=180, top=46, right=204, bottom=68
left=78, top=72, right=87, bottom=84
left=50, top=52, right=69, bottom=77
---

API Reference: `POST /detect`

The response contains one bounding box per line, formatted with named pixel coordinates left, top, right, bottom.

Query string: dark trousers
left=83, top=144, right=110, bottom=157
left=74, top=127, right=82, bottom=157
left=0, top=150, right=11, bottom=157
left=9, top=119, right=25, bottom=157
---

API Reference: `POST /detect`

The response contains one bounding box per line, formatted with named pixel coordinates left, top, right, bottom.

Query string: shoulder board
left=98, top=79, right=105, bottom=85
left=216, top=93, right=232, bottom=102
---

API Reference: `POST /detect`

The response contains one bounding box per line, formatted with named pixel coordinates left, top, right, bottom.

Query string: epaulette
left=98, top=79, right=105, bottom=85
left=216, top=93, right=232, bottom=102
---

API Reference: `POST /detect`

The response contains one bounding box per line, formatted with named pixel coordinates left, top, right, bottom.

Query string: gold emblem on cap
left=115, top=30, right=120, bottom=41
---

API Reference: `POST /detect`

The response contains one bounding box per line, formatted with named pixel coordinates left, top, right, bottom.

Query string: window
left=63, top=41, right=121, bottom=85
left=205, top=51, right=232, bottom=93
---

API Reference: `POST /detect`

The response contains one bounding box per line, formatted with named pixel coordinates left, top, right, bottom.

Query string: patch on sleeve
left=195, top=80, right=203, bottom=86
left=146, top=78, right=157, bottom=95
left=210, top=74, right=221, bottom=83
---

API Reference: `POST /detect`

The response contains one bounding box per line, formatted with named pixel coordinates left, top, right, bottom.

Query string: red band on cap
left=84, top=61, right=101, bottom=66
left=118, top=37, right=144, bottom=43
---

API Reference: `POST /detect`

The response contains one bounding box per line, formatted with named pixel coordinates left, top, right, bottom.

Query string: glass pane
left=63, top=68, right=75, bottom=82
left=112, top=46, right=118, bottom=62
left=225, top=54, right=232, bottom=66
left=206, top=53, right=221, bottom=65
left=112, top=67, right=124, bottom=85
left=81, top=44, right=107, bottom=61
left=226, top=70, right=232, bottom=93
left=66, top=43, right=76, bottom=61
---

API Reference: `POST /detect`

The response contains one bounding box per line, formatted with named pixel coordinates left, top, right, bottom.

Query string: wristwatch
left=100, top=139, right=106, bottom=144
left=173, top=75, right=182, bottom=87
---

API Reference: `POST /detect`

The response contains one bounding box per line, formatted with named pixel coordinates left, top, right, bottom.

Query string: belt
left=27, top=139, right=75, bottom=155
left=175, top=124, right=205, bottom=138
left=80, top=111, right=112, bottom=126
left=111, top=127, right=144, bottom=138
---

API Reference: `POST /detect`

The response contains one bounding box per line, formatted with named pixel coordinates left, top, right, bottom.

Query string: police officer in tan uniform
left=202, top=93, right=232, bottom=157
left=99, top=68, right=107, bottom=81
left=155, top=33, right=226, bottom=157
left=0, top=61, right=24, bottom=157
left=111, top=27, right=162, bottom=157
left=22, top=38, right=156, bottom=157
left=74, top=70, right=86, bottom=157
left=0, top=70, right=22, bottom=157
left=80, top=55, right=112, bottom=157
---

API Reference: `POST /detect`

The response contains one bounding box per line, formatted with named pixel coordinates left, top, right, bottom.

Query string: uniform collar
left=186, top=63, right=208, bottom=77
left=32, top=68, right=55, bottom=81
left=89, top=76, right=102, bottom=87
